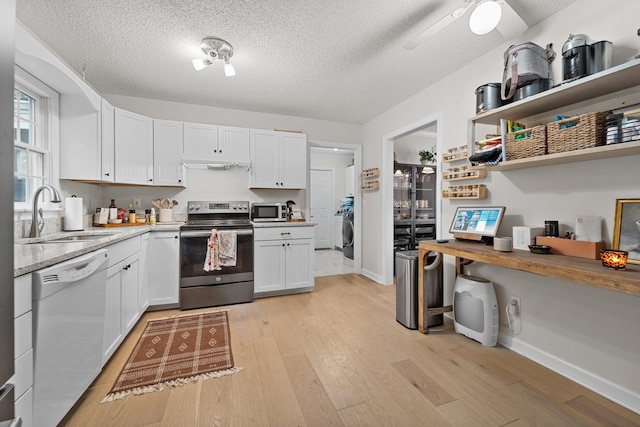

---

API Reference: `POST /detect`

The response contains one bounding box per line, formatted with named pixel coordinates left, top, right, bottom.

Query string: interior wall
left=361, top=0, right=640, bottom=411
left=394, top=133, right=437, bottom=164
left=310, top=151, right=354, bottom=213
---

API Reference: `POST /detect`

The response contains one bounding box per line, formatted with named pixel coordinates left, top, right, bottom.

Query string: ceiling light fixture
left=192, top=36, right=236, bottom=77
left=469, top=0, right=502, bottom=35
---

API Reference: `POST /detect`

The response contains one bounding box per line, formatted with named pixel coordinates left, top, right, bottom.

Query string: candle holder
left=600, top=249, right=628, bottom=270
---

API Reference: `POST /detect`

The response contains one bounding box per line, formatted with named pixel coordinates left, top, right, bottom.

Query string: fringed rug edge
left=100, top=366, right=243, bottom=404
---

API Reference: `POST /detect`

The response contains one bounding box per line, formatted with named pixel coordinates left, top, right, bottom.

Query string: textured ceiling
left=16, top=0, right=578, bottom=124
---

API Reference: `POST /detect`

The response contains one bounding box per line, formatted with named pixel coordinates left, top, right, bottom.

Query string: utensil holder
left=159, top=209, right=172, bottom=223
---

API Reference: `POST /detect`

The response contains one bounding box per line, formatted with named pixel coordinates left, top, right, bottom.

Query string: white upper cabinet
left=218, top=125, right=250, bottom=163
left=182, top=122, right=218, bottom=162
left=153, top=120, right=186, bottom=187
left=183, top=123, right=250, bottom=164
left=114, top=108, right=154, bottom=185
left=249, top=130, right=307, bottom=189
left=100, top=99, right=115, bottom=182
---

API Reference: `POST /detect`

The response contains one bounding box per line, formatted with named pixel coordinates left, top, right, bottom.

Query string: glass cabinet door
left=393, top=164, right=413, bottom=222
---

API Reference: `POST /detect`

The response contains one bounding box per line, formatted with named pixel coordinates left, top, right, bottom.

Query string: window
left=13, top=67, right=58, bottom=210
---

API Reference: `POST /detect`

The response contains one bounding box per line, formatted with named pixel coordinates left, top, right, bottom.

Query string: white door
left=310, top=169, right=333, bottom=249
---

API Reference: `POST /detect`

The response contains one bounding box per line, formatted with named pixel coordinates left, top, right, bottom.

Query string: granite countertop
left=14, top=223, right=184, bottom=277
left=252, top=221, right=316, bottom=228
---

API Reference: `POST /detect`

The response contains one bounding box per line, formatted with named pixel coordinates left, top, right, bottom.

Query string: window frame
left=14, top=66, right=59, bottom=213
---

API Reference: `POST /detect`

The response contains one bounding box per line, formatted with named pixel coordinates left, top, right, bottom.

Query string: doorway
left=382, top=114, right=442, bottom=285
left=308, top=140, right=361, bottom=277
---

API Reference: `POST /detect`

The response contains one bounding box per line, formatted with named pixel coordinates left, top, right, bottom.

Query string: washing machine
left=342, top=211, right=354, bottom=259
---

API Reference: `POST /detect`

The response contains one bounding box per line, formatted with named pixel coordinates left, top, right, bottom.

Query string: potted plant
left=418, top=148, right=436, bottom=165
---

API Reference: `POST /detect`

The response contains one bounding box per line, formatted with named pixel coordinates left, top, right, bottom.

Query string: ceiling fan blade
left=495, top=0, right=528, bottom=39
left=403, top=2, right=474, bottom=50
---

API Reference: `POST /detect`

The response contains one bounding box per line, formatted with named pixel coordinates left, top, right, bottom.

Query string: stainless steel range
left=179, top=201, right=254, bottom=310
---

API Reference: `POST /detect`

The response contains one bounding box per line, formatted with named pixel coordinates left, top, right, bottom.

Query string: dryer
left=342, top=211, right=354, bottom=259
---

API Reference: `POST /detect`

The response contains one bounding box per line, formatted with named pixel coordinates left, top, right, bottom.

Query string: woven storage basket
left=506, top=125, right=547, bottom=160
left=546, top=112, right=608, bottom=154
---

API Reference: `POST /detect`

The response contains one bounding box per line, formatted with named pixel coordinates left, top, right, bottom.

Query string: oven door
left=180, top=228, right=253, bottom=288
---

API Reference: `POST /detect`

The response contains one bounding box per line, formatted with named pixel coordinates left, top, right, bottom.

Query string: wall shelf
left=473, top=140, right=640, bottom=171
left=471, top=57, right=640, bottom=126
left=442, top=184, right=487, bottom=199
left=443, top=170, right=487, bottom=181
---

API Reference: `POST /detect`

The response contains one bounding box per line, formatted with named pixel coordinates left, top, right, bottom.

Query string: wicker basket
left=546, top=112, right=608, bottom=154
left=505, top=125, right=547, bottom=160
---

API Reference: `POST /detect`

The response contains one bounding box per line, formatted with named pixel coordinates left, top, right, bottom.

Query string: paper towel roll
left=63, top=196, right=84, bottom=231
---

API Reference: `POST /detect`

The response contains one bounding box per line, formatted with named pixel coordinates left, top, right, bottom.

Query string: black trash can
left=396, top=250, right=443, bottom=329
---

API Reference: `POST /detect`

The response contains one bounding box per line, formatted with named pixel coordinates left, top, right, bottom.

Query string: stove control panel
left=187, top=200, right=249, bottom=213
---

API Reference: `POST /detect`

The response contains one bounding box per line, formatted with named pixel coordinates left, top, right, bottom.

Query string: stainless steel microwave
left=251, top=203, right=288, bottom=222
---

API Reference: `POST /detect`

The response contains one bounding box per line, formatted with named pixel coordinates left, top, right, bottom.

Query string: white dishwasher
left=32, top=249, right=108, bottom=427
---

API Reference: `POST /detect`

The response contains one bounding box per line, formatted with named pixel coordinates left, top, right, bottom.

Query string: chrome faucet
left=29, top=184, right=62, bottom=238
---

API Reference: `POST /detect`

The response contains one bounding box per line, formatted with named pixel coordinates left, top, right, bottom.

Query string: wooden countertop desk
left=417, top=239, right=640, bottom=333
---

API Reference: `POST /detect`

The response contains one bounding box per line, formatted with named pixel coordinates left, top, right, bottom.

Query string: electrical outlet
left=509, top=296, right=521, bottom=315
left=133, top=198, right=142, bottom=209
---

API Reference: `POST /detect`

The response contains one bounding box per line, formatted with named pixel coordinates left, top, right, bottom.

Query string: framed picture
left=613, top=198, right=640, bottom=264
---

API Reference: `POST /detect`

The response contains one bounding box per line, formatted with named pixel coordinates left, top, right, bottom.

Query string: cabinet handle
left=287, top=243, right=290, bottom=246
left=148, top=178, right=153, bottom=182
left=105, top=173, right=110, bottom=176
left=174, top=235, right=178, bottom=239
left=178, top=179, right=182, bottom=183
left=213, top=149, right=218, bottom=153
left=282, top=243, right=285, bottom=247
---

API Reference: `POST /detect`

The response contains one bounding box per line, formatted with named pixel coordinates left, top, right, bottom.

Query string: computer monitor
left=449, top=206, right=506, bottom=243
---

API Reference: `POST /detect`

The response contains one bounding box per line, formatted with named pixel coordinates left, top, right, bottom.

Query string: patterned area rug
left=102, top=311, right=242, bottom=403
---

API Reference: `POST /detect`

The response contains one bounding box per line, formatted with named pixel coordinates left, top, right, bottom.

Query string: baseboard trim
left=498, top=332, right=640, bottom=414
left=361, top=268, right=385, bottom=285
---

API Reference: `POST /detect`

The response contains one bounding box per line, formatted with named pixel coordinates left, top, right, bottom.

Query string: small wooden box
left=535, top=236, right=605, bottom=260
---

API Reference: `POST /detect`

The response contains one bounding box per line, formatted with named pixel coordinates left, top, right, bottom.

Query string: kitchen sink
left=46, top=233, right=116, bottom=242
left=23, top=233, right=117, bottom=244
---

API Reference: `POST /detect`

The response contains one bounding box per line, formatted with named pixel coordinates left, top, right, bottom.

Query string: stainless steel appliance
left=342, top=211, right=354, bottom=259
left=180, top=201, right=254, bottom=310
left=562, top=33, right=591, bottom=82
left=32, top=250, right=108, bottom=427
left=251, top=202, right=288, bottom=222
left=1, top=2, right=19, bottom=426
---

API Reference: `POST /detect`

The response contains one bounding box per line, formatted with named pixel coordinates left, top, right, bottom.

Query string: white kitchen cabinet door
left=182, top=122, right=218, bottom=162
left=59, top=110, right=100, bottom=181
left=344, top=165, right=355, bottom=196
left=114, top=108, right=154, bottom=185
left=334, top=215, right=343, bottom=249
left=139, top=233, right=149, bottom=312
left=280, top=132, right=307, bottom=189
left=153, top=120, right=185, bottom=186
left=218, top=125, right=250, bottom=163
left=249, top=129, right=280, bottom=188
left=100, top=98, right=115, bottom=182
left=147, top=232, right=180, bottom=307
left=253, top=240, right=287, bottom=293
left=250, top=130, right=307, bottom=189
left=285, top=238, right=314, bottom=289
left=121, top=255, right=141, bottom=335
left=103, top=263, right=123, bottom=364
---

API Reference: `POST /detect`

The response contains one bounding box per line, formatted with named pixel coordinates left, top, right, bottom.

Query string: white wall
left=394, top=133, right=437, bottom=164
left=361, top=0, right=640, bottom=412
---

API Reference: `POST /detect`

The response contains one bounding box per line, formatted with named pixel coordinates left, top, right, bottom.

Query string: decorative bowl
left=528, top=244, right=551, bottom=254
left=136, top=218, right=147, bottom=224
left=108, top=219, right=122, bottom=224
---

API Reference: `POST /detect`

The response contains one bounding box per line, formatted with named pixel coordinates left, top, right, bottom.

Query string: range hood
left=182, top=161, right=250, bottom=170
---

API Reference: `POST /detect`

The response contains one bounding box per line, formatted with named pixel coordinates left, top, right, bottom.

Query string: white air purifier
left=453, top=274, right=499, bottom=346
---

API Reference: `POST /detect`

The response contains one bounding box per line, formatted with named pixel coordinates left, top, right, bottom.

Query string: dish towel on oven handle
left=218, top=230, right=237, bottom=267
left=203, top=229, right=237, bottom=271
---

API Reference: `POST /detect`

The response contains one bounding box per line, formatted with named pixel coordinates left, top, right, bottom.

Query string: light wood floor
left=62, top=274, right=640, bottom=426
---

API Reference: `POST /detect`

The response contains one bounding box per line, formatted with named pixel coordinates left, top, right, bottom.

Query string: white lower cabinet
left=147, top=231, right=180, bottom=307
left=254, top=226, right=314, bottom=295
left=139, top=233, right=149, bottom=311
left=13, top=273, right=33, bottom=427
left=333, top=215, right=343, bottom=249
left=103, top=236, right=141, bottom=365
